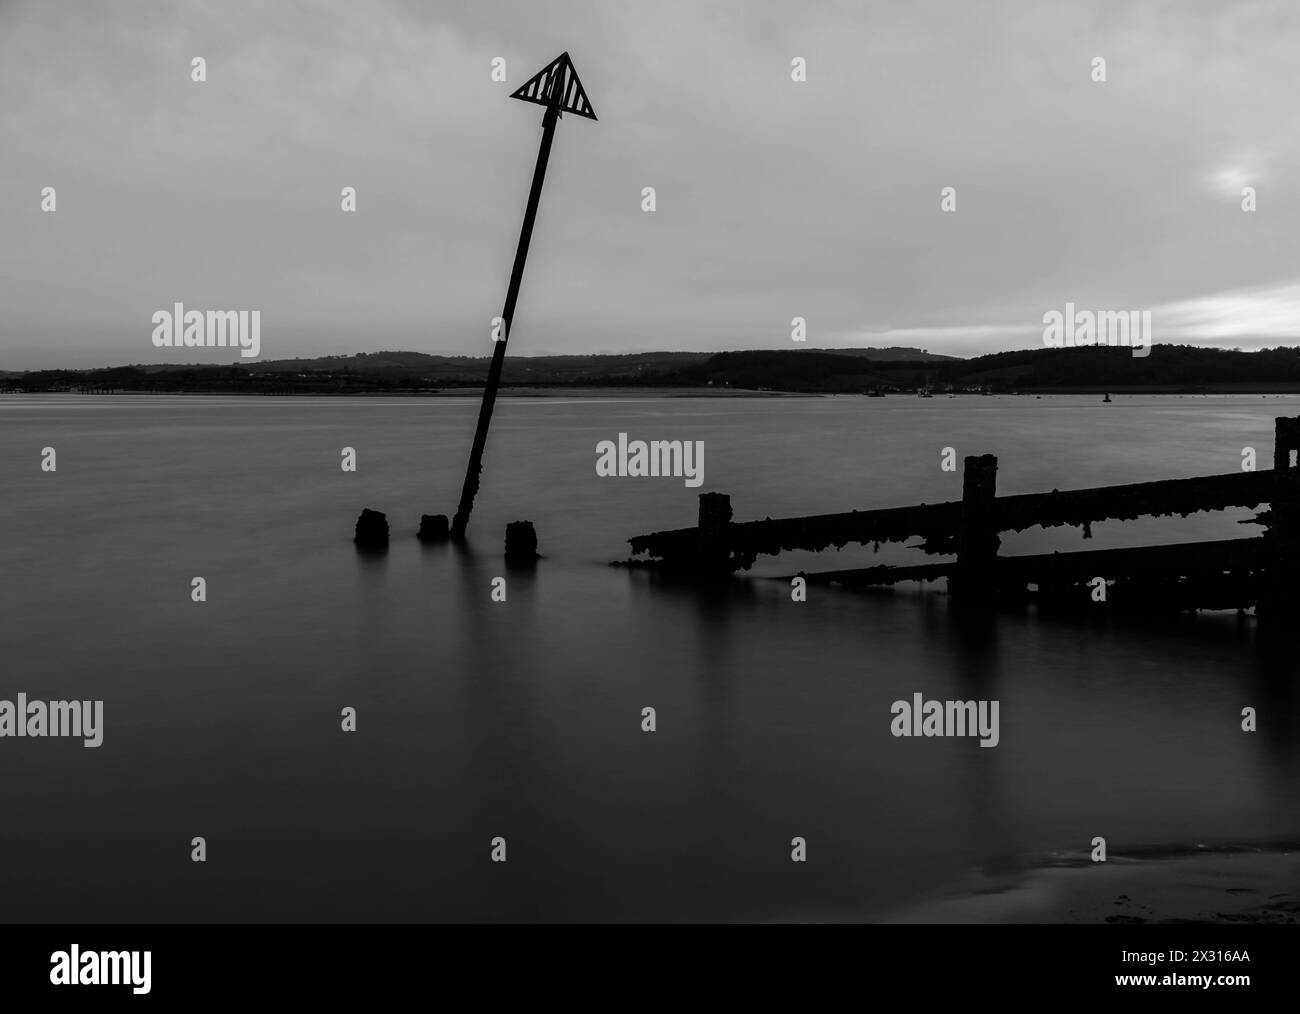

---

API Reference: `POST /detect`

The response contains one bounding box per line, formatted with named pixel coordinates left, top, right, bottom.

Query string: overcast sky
left=2, top=0, right=1298, bottom=368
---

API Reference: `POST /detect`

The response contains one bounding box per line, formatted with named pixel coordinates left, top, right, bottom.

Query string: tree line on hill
left=4, top=345, right=1300, bottom=394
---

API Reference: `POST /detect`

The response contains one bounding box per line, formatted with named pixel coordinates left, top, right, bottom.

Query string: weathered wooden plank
left=995, top=536, right=1267, bottom=581
left=799, top=560, right=954, bottom=586
left=993, top=469, right=1275, bottom=534
left=796, top=536, right=1268, bottom=608
left=627, top=500, right=961, bottom=566
left=629, top=469, right=1278, bottom=567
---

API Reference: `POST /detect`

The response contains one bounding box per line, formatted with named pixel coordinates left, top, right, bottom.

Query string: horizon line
left=9, top=341, right=1300, bottom=374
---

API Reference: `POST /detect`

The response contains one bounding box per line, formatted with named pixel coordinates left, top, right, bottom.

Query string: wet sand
left=876, top=846, right=1300, bottom=924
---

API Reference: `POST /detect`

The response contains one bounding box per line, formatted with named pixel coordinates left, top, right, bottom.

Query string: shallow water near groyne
left=2, top=392, right=1298, bottom=921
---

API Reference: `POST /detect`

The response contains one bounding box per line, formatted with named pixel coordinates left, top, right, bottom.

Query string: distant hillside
left=795, top=347, right=957, bottom=362
left=246, top=350, right=718, bottom=384
left=940, top=345, right=1300, bottom=392
left=245, top=346, right=953, bottom=376
left=0, top=346, right=950, bottom=393
left=7, top=345, right=1300, bottom=394
left=659, top=345, right=1300, bottom=393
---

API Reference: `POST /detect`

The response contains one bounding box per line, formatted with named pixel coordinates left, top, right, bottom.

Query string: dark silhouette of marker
left=450, top=53, right=597, bottom=540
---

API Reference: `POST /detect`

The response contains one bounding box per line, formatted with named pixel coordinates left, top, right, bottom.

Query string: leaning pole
left=449, top=52, right=597, bottom=540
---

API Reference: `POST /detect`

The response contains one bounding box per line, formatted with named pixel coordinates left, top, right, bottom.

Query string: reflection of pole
left=449, top=83, right=561, bottom=540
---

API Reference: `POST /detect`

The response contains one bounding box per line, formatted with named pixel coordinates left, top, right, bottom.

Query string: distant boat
left=917, top=388, right=933, bottom=398
left=1103, top=393, right=1112, bottom=403
left=865, top=388, right=885, bottom=397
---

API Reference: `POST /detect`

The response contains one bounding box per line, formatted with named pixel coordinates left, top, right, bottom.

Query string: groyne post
left=952, top=454, right=1000, bottom=601
left=1262, top=417, right=1300, bottom=617
left=697, top=492, right=734, bottom=575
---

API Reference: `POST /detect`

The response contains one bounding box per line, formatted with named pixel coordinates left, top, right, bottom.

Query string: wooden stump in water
left=354, top=508, right=389, bottom=549
left=418, top=514, right=450, bottom=542
left=505, top=521, right=539, bottom=565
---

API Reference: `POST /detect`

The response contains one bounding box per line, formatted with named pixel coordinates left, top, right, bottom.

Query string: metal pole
left=450, top=92, right=561, bottom=540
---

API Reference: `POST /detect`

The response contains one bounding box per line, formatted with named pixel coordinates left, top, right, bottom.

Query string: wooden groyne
left=624, top=416, right=1300, bottom=613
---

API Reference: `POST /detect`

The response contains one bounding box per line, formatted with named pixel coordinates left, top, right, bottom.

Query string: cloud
left=1155, top=281, right=1300, bottom=345
left=3, top=0, right=1300, bottom=369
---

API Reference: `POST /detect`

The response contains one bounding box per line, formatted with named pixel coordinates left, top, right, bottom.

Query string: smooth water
left=1, top=393, right=1297, bottom=922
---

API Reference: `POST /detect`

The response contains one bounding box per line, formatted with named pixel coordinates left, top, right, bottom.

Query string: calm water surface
left=1, top=393, right=1298, bottom=921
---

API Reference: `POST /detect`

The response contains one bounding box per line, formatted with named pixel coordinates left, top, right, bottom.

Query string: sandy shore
left=876, top=845, right=1300, bottom=924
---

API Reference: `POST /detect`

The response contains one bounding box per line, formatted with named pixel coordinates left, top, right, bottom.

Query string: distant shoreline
left=9, top=385, right=1300, bottom=398
left=10, top=345, right=1300, bottom=396
left=0, top=386, right=808, bottom=398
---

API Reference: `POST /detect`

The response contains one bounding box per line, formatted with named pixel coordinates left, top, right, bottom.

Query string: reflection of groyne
left=625, top=416, right=1300, bottom=614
